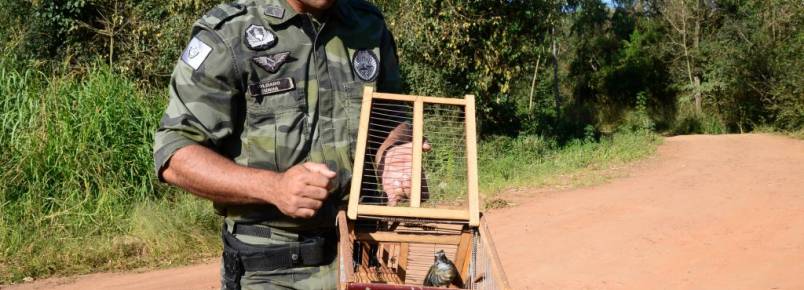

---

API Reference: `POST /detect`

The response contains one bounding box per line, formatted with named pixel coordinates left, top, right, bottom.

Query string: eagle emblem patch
left=253, top=52, right=291, bottom=73
left=352, top=49, right=379, bottom=82
left=245, top=25, right=277, bottom=51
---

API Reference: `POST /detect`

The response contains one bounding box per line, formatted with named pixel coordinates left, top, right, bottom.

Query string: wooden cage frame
left=347, top=87, right=481, bottom=227
left=337, top=211, right=512, bottom=290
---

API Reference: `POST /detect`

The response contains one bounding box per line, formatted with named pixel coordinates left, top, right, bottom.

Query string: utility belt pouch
left=221, top=226, right=244, bottom=290
left=221, top=223, right=333, bottom=272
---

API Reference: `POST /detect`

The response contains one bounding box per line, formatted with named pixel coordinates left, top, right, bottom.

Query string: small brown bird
left=423, top=250, right=464, bottom=288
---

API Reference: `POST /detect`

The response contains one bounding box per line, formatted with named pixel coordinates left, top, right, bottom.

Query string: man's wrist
left=247, top=169, right=281, bottom=205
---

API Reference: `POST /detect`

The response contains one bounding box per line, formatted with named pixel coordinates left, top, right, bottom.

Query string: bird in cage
left=423, top=249, right=463, bottom=288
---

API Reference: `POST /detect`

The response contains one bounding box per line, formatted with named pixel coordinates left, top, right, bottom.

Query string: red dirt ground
left=4, top=134, right=803, bottom=290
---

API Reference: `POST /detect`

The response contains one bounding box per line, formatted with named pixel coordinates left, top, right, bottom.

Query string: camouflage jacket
left=153, top=0, right=402, bottom=229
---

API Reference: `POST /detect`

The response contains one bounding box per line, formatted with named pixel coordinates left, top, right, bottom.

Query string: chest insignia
left=248, top=77, right=296, bottom=97
left=264, top=5, right=285, bottom=19
left=253, top=52, right=291, bottom=73
left=181, top=37, right=213, bottom=70
left=245, top=25, right=277, bottom=51
left=352, top=49, right=379, bottom=82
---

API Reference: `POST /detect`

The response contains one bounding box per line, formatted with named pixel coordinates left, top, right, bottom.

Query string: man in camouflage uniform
left=152, top=0, right=409, bottom=289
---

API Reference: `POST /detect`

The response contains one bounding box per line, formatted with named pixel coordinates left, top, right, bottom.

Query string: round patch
left=352, top=49, right=379, bottom=82
left=245, top=24, right=277, bottom=51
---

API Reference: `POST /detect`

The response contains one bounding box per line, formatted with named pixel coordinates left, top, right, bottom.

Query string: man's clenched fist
left=269, top=162, right=336, bottom=219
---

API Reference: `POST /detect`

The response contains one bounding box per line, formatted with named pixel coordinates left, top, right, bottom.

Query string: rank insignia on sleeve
left=181, top=37, right=213, bottom=70
left=352, top=49, right=379, bottom=82
left=264, top=5, right=285, bottom=19
left=248, top=77, right=296, bottom=97
left=245, top=25, right=277, bottom=51
left=253, top=52, right=291, bottom=73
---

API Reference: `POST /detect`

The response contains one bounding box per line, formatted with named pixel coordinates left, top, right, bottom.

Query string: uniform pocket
left=245, top=89, right=306, bottom=172
left=339, top=82, right=369, bottom=157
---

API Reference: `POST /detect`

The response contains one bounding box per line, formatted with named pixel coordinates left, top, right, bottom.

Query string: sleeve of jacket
left=376, top=26, right=403, bottom=94
left=153, top=28, right=242, bottom=180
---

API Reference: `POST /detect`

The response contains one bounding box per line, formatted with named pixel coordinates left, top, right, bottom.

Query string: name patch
left=248, top=77, right=295, bottom=97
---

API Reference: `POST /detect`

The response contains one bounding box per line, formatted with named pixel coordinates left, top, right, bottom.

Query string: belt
left=221, top=223, right=335, bottom=272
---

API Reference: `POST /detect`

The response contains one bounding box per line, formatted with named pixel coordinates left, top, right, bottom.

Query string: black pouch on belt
left=221, top=223, right=333, bottom=275
left=221, top=225, right=244, bottom=290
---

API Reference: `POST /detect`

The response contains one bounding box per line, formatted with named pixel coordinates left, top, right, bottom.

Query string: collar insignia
left=264, top=5, right=285, bottom=19
left=353, top=49, right=379, bottom=82
left=245, top=25, right=277, bottom=51
left=253, top=52, right=291, bottom=73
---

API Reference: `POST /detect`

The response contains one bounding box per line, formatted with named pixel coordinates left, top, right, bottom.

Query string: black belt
left=221, top=224, right=334, bottom=272
left=230, top=223, right=274, bottom=238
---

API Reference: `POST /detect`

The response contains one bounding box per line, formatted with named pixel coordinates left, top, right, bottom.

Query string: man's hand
left=270, top=162, right=336, bottom=219
left=381, top=142, right=431, bottom=206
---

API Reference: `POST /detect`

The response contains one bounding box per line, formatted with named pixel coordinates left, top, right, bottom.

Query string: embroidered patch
left=253, top=52, right=291, bottom=73
left=245, top=25, right=277, bottom=51
left=181, top=37, right=213, bottom=70
left=264, top=5, right=285, bottom=19
left=352, top=49, right=379, bottom=81
left=248, top=77, right=296, bottom=97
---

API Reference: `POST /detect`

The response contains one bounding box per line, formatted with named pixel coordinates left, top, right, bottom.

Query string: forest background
left=0, top=0, right=800, bottom=282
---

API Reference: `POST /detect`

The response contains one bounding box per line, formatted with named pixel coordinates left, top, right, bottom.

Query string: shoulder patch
left=199, top=2, right=247, bottom=29
left=181, top=37, right=213, bottom=70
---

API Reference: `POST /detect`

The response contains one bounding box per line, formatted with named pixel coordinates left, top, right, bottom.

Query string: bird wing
left=446, top=260, right=465, bottom=288
left=423, top=265, right=437, bottom=286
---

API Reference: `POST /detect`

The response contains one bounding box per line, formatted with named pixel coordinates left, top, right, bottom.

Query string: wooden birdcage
left=338, top=87, right=511, bottom=290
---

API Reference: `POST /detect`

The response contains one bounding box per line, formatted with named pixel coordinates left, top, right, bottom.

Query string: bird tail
left=452, top=274, right=465, bottom=288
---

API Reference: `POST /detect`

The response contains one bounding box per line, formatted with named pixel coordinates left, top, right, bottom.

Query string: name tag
left=248, top=77, right=295, bottom=97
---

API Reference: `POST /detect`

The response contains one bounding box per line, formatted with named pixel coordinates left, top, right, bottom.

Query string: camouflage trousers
left=221, top=219, right=338, bottom=290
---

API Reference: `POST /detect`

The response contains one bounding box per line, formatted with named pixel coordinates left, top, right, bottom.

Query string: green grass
left=0, top=54, right=660, bottom=283
left=754, top=125, right=804, bottom=140
left=478, top=131, right=661, bottom=198
left=0, top=56, right=220, bottom=283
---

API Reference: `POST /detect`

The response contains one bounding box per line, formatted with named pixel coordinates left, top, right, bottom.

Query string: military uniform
left=152, top=0, right=401, bottom=288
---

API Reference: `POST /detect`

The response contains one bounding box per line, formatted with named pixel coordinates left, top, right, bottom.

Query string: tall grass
left=0, top=54, right=660, bottom=283
left=479, top=131, right=661, bottom=196
left=0, top=57, right=220, bottom=282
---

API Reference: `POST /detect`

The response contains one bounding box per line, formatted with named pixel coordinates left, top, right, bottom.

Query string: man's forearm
left=162, top=144, right=278, bottom=204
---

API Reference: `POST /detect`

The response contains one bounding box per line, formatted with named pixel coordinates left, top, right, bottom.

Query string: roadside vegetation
left=0, top=0, right=799, bottom=284
left=0, top=56, right=659, bottom=282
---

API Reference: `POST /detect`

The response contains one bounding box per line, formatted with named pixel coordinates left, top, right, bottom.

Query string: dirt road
left=488, top=134, right=804, bottom=289
left=4, top=134, right=803, bottom=290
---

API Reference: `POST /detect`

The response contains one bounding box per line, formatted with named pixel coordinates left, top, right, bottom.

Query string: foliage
left=375, top=0, right=552, bottom=135
left=1, top=0, right=800, bottom=135
left=0, top=0, right=801, bottom=282
left=0, top=58, right=219, bottom=282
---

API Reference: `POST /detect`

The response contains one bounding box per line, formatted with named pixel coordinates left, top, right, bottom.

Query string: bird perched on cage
left=424, top=249, right=464, bottom=288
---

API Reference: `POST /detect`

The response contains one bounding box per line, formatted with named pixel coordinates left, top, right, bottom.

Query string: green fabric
left=153, top=0, right=402, bottom=230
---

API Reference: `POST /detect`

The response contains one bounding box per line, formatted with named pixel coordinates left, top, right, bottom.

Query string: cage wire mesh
left=357, top=99, right=469, bottom=210
left=470, top=228, right=501, bottom=290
